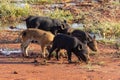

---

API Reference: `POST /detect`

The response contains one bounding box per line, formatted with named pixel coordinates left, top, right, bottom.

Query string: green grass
left=95, top=61, right=105, bottom=66
left=115, top=43, right=120, bottom=49
left=111, top=1, right=120, bottom=6
left=85, top=21, right=120, bottom=39
left=81, top=63, right=94, bottom=70
left=23, top=0, right=54, bottom=4
left=45, top=8, right=74, bottom=22
left=0, top=0, right=74, bottom=24
left=0, top=0, right=31, bottom=23
left=98, top=39, right=116, bottom=45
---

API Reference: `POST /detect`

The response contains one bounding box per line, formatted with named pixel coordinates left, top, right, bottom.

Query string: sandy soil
left=0, top=30, right=120, bottom=80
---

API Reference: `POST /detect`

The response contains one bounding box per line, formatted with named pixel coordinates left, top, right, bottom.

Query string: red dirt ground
left=0, top=30, right=120, bottom=80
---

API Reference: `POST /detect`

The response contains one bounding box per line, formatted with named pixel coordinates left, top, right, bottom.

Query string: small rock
left=13, top=71, right=18, bottom=74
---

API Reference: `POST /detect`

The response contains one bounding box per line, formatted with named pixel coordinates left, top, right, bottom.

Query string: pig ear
left=93, top=35, right=96, bottom=39
left=61, top=24, right=65, bottom=30
left=78, top=45, right=82, bottom=50
left=64, top=20, right=67, bottom=23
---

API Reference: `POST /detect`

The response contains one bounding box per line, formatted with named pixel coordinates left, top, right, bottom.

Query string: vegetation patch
left=85, top=21, right=120, bottom=39
left=45, top=8, right=73, bottom=22
left=0, top=0, right=31, bottom=23
left=23, top=0, right=54, bottom=4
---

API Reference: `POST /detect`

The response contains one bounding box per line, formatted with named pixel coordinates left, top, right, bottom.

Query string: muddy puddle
left=0, top=22, right=26, bottom=31
left=0, top=48, right=22, bottom=55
